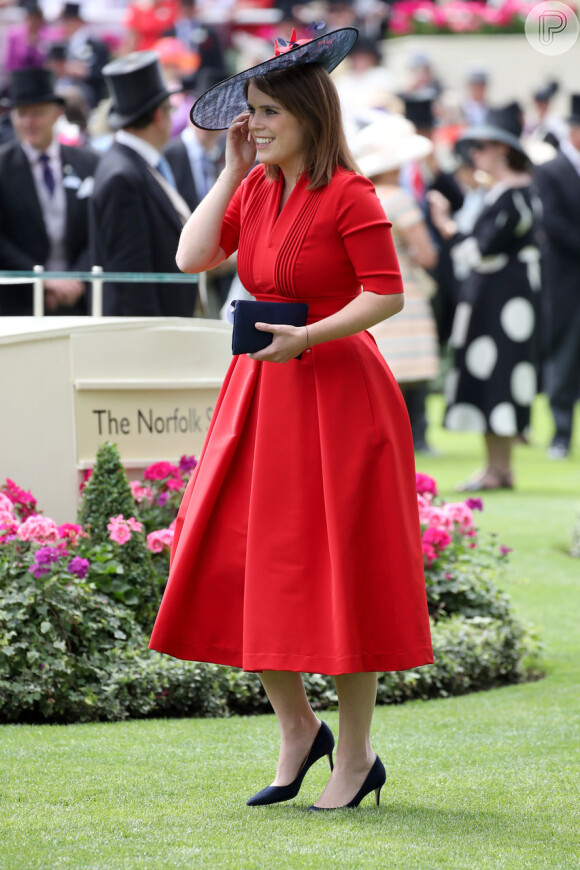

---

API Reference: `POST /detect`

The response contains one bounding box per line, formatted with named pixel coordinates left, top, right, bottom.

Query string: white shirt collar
left=116, top=129, right=162, bottom=168
left=560, top=137, right=580, bottom=175
left=21, top=137, right=60, bottom=165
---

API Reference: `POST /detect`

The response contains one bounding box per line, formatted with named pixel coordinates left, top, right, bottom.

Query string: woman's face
left=470, top=140, right=507, bottom=178
left=246, top=81, right=306, bottom=178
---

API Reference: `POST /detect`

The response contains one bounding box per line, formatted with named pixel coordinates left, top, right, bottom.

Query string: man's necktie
left=39, top=153, right=55, bottom=197
left=156, top=156, right=177, bottom=189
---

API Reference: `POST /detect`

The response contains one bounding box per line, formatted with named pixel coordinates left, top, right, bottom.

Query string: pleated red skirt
left=149, top=323, right=433, bottom=675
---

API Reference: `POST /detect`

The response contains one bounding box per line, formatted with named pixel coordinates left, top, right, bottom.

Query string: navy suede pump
left=246, top=721, right=335, bottom=807
left=307, top=754, right=386, bottom=810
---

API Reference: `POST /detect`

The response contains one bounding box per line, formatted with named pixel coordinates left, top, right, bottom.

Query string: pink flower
left=416, top=473, right=437, bottom=497
left=129, top=480, right=153, bottom=503
left=79, top=469, right=92, bottom=493
left=165, top=477, right=184, bottom=492
left=422, top=542, right=437, bottom=565
left=144, top=461, right=181, bottom=481
left=442, top=502, right=475, bottom=533
left=146, top=528, right=174, bottom=553
left=0, top=509, right=19, bottom=534
left=3, top=478, right=37, bottom=519
left=423, top=527, right=453, bottom=551
left=107, top=514, right=143, bottom=544
left=17, top=515, right=59, bottom=543
left=500, top=545, right=513, bottom=557
left=0, top=493, right=13, bottom=513
left=58, top=523, right=85, bottom=546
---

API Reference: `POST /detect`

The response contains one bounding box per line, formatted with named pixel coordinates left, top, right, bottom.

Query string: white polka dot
left=446, top=403, right=487, bottom=433
left=510, top=362, right=536, bottom=406
left=500, top=297, right=535, bottom=342
left=465, top=336, right=498, bottom=379
left=444, top=368, right=460, bottom=405
left=489, top=402, right=517, bottom=436
left=450, top=302, right=472, bottom=349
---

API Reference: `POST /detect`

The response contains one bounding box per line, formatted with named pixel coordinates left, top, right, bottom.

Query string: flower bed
left=387, top=0, right=577, bottom=36
left=0, top=446, right=543, bottom=724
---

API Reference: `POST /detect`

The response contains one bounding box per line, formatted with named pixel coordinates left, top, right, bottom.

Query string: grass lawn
left=1, top=395, right=579, bottom=870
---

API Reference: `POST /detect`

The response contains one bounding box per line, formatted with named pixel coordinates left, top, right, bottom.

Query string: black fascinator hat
left=455, top=102, right=527, bottom=161
left=190, top=26, right=359, bottom=131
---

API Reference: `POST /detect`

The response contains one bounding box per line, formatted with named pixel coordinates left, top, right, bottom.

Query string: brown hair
left=505, top=145, right=530, bottom=172
left=245, top=63, right=358, bottom=189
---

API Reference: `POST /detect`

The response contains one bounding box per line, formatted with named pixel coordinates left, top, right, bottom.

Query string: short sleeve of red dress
left=334, top=173, right=404, bottom=296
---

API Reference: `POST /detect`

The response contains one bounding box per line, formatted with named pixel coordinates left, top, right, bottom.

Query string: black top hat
left=190, top=26, right=358, bottom=130
left=402, top=89, right=436, bottom=131
left=569, top=93, right=580, bottom=125
left=103, top=51, right=181, bottom=129
left=48, top=42, right=67, bottom=62
left=61, top=2, right=82, bottom=19
left=0, top=67, right=65, bottom=109
left=455, top=102, right=527, bottom=161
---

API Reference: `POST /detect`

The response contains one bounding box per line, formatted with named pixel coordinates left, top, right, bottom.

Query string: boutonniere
left=63, top=164, right=82, bottom=190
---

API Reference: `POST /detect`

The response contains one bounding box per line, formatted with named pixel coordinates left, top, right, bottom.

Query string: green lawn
left=1, top=395, right=579, bottom=870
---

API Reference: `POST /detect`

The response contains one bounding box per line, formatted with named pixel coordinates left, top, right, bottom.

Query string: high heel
left=307, top=755, right=386, bottom=811
left=246, top=721, right=335, bottom=807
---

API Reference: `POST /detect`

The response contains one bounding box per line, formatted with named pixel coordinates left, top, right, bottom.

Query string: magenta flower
left=58, top=523, right=85, bottom=545
left=67, top=556, right=90, bottom=579
left=500, top=545, right=513, bottom=556
left=157, top=492, right=169, bottom=507
left=423, top=527, right=453, bottom=551
left=29, top=563, right=50, bottom=578
left=416, top=472, right=437, bottom=497
left=144, top=461, right=180, bottom=481
left=465, top=497, right=483, bottom=511
left=34, top=546, right=61, bottom=566
left=3, top=478, right=37, bottom=519
left=178, top=454, right=198, bottom=474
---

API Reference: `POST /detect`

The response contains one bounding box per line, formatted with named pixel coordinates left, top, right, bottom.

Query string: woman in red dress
left=149, top=27, right=433, bottom=811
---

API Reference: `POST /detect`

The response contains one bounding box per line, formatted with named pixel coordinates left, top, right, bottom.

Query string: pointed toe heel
left=246, top=721, right=335, bottom=807
left=307, top=755, right=386, bottom=811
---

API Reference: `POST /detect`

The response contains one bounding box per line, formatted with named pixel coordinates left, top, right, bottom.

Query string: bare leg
left=313, top=672, right=377, bottom=808
left=485, top=432, right=513, bottom=479
left=259, top=671, right=320, bottom=786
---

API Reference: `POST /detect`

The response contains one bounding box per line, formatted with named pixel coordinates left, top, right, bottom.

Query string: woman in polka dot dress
left=429, top=104, right=541, bottom=490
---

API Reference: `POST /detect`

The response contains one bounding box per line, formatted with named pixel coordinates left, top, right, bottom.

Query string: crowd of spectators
left=0, top=0, right=578, bottom=463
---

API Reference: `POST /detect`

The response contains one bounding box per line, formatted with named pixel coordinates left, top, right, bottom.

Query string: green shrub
left=77, top=442, right=160, bottom=630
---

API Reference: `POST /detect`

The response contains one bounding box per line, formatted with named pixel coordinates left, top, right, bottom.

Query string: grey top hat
left=190, top=26, right=359, bottom=131
left=455, top=102, right=527, bottom=161
left=103, top=51, right=181, bottom=130
left=1, top=67, right=65, bottom=109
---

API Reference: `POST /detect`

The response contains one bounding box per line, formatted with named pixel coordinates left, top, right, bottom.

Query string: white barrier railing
left=0, top=268, right=201, bottom=318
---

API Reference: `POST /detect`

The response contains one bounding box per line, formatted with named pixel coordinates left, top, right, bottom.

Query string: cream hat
left=351, top=115, right=433, bottom=178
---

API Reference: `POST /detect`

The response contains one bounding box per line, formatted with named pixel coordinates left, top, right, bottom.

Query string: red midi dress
left=149, top=166, right=434, bottom=675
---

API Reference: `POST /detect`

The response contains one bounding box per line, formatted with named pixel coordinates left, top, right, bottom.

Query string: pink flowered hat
left=190, top=26, right=359, bottom=131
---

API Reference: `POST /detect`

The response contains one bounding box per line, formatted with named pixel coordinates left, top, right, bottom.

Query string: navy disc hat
left=190, top=26, right=359, bottom=131
left=1, top=67, right=65, bottom=109
left=455, top=102, right=527, bottom=162
left=569, top=93, right=580, bottom=125
left=104, top=51, right=182, bottom=130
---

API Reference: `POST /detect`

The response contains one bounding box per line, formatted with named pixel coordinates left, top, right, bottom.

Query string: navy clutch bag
left=231, top=300, right=309, bottom=356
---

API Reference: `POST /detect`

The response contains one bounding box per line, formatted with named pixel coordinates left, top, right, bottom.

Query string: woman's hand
left=247, top=323, right=309, bottom=363
left=427, top=190, right=457, bottom=240
left=224, top=111, right=256, bottom=181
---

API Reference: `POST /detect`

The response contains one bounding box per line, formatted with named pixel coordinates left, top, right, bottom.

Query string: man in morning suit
left=0, top=67, right=99, bottom=316
left=89, top=51, right=195, bottom=317
left=534, top=94, right=580, bottom=459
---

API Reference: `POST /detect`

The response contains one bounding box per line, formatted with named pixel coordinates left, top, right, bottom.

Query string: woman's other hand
left=225, top=111, right=256, bottom=180
left=427, top=190, right=457, bottom=240
left=247, top=323, right=309, bottom=363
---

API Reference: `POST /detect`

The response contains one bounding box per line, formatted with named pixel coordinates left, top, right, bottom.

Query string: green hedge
left=0, top=561, right=543, bottom=724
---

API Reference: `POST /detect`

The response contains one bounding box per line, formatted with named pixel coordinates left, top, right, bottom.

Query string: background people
left=89, top=51, right=196, bottom=316
left=534, top=94, right=580, bottom=460
left=0, top=66, right=99, bottom=315
left=352, top=114, right=440, bottom=451
left=429, top=104, right=542, bottom=490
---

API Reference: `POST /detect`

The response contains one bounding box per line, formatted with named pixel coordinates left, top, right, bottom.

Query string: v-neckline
left=273, top=171, right=308, bottom=222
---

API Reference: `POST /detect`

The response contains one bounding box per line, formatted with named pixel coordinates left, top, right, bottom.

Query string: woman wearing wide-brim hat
left=351, top=115, right=440, bottom=404
left=149, top=26, right=433, bottom=810
left=429, top=103, right=542, bottom=491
